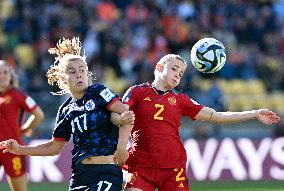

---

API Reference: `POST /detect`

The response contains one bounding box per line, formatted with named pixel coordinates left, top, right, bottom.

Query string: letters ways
left=185, top=138, right=284, bottom=180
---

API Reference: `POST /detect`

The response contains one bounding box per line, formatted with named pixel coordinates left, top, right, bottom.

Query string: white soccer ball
left=190, top=38, right=226, bottom=73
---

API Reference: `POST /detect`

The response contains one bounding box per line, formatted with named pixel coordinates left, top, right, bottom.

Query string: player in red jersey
left=122, top=54, right=280, bottom=191
left=0, top=60, right=44, bottom=191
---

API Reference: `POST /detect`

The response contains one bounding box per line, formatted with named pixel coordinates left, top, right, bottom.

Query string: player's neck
left=70, top=87, right=88, bottom=100
left=71, top=91, right=85, bottom=100
left=152, top=81, right=169, bottom=92
left=0, top=86, right=10, bottom=94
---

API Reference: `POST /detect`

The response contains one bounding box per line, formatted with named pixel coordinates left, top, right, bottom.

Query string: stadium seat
left=103, top=67, right=130, bottom=95
left=270, top=93, right=284, bottom=114
left=247, top=80, right=266, bottom=95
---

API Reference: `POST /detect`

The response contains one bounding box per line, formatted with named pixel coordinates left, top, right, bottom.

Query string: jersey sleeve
left=52, top=103, right=72, bottom=142
left=15, top=90, right=37, bottom=112
left=93, top=84, right=120, bottom=110
left=181, top=94, right=204, bottom=120
left=122, top=86, right=136, bottom=108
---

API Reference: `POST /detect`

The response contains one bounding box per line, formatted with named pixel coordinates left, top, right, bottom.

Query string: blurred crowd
left=0, top=0, right=284, bottom=139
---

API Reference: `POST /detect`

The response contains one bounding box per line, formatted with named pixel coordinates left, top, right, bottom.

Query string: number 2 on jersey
left=154, top=104, right=164, bottom=120
left=174, top=168, right=186, bottom=181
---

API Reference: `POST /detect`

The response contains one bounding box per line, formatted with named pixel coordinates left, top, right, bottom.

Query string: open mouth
left=76, top=81, right=84, bottom=86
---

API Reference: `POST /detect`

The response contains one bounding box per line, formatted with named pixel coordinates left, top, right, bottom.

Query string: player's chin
left=75, top=84, right=88, bottom=91
left=169, top=81, right=178, bottom=88
left=0, top=83, right=9, bottom=89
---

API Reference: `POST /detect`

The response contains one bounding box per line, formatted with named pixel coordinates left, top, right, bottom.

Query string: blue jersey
left=53, top=84, right=120, bottom=167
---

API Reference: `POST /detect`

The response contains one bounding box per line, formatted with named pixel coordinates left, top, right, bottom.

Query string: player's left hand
left=256, top=109, right=280, bottom=125
left=113, top=147, right=129, bottom=166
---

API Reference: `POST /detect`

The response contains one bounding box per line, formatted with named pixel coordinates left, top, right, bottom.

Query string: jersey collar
left=148, top=82, right=172, bottom=95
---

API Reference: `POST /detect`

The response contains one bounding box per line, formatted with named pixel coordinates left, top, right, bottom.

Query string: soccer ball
left=190, top=38, right=226, bottom=73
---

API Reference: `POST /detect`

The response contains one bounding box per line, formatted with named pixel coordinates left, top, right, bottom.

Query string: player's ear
left=156, top=63, right=164, bottom=72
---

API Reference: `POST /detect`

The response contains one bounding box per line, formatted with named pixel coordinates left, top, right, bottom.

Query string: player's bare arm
left=0, top=139, right=66, bottom=156
left=109, top=100, right=129, bottom=113
left=109, top=101, right=134, bottom=166
left=21, top=106, right=45, bottom=135
left=195, top=107, right=280, bottom=125
left=113, top=111, right=135, bottom=166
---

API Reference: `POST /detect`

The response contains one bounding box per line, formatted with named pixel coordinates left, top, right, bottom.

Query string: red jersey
left=0, top=88, right=37, bottom=144
left=122, top=82, right=203, bottom=168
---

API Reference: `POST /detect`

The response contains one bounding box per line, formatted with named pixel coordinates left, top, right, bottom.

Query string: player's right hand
left=0, top=139, right=21, bottom=155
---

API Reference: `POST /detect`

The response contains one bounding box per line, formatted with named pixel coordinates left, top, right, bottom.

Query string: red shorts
left=0, top=152, right=27, bottom=177
left=125, top=166, right=190, bottom=191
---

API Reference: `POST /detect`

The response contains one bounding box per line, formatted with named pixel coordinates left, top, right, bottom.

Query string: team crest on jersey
left=85, top=100, right=96, bottom=111
left=168, top=97, right=176, bottom=105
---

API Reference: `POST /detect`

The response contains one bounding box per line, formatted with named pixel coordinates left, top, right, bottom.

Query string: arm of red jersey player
left=21, top=106, right=45, bottom=136
left=0, top=138, right=66, bottom=156
left=195, top=107, right=280, bottom=125
left=110, top=89, right=135, bottom=126
left=108, top=100, right=129, bottom=113
left=108, top=101, right=134, bottom=166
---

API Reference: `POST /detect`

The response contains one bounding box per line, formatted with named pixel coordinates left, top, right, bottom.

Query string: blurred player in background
left=122, top=54, right=280, bottom=191
left=0, top=37, right=134, bottom=191
left=0, top=60, right=44, bottom=191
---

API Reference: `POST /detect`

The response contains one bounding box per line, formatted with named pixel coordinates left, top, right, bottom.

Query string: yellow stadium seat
left=270, top=93, right=284, bottom=114
left=247, top=80, right=266, bottom=95
left=199, top=79, right=212, bottom=92
left=239, top=95, right=254, bottom=110
left=103, top=67, right=130, bottom=95
left=14, top=44, right=36, bottom=69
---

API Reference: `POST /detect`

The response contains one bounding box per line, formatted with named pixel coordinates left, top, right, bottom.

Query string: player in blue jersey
left=0, top=37, right=134, bottom=191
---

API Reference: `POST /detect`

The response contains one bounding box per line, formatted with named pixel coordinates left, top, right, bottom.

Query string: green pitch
left=0, top=181, right=284, bottom=191
left=0, top=183, right=68, bottom=191
left=191, top=181, right=284, bottom=191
